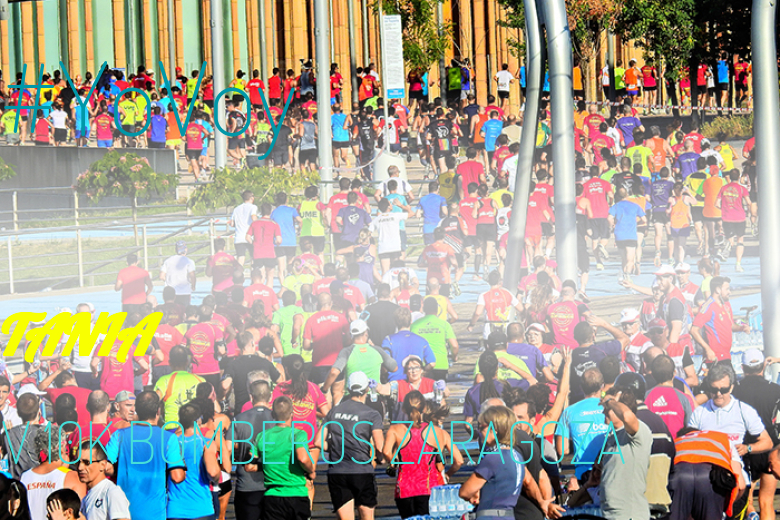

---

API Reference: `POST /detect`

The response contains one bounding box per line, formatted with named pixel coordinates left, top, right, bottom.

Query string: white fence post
left=76, top=230, right=84, bottom=287
left=7, top=236, right=14, bottom=294
left=12, top=191, right=18, bottom=231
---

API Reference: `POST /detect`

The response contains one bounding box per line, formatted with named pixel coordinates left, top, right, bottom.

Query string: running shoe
left=597, top=243, right=610, bottom=260
left=736, top=263, right=744, bottom=273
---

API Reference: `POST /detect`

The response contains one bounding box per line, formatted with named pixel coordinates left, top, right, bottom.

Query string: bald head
left=318, top=292, right=333, bottom=309
left=642, top=346, right=664, bottom=373
left=581, top=368, right=604, bottom=396
left=507, top=322, right=524, bottom=341
left=87, top=390, right=110, bottom=416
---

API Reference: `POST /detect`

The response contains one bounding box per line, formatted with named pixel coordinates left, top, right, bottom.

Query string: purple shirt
left=506, top=342, right=548, bottom=378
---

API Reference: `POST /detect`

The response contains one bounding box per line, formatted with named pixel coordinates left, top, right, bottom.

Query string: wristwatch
left=748, top=445, right=753, bottom=453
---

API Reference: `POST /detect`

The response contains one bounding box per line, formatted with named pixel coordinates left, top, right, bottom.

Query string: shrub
left=187, top=167, right=320, bottom=215
left=702, top=114, right=753, bottom=140
left=74, top=151, right=179, bottom=203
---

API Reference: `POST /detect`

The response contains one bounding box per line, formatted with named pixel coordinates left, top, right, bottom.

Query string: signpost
left=380, top=13, right=405, bottom=152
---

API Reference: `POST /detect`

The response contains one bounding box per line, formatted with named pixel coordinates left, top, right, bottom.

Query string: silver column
left=503, top=0, right=543, bottom=292
left=211, top=0, right=227, bottom=169
left=315, top=0, right=334, bottom=201
left=752, top=0, right=780, bottom=358
left=541, top=0, right=577, bottom=282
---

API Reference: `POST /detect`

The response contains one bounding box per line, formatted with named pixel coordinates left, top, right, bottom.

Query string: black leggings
left=395, top=495, right=429, bottom=519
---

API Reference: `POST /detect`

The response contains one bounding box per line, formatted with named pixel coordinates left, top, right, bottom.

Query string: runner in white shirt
left=159, top=241, right=196, bottom=306
left=78, top=442, right=131, bottom=520
left=381, top=265, right=420, bottom=290
left=229, top=190, right=259, bottom=265
left=370, top=198, right=409, bottom=275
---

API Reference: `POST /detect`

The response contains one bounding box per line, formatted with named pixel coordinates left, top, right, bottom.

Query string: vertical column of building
left=367, top=4, right=377, bottom=65
left=486, top=0, right=497, bottom=100
left=83, top=0, right=95, bottom=72
left=231, top=0, right=241, bottom=75
left=245, top=0, right=259, bottom=73
left=157, top=0, right=167, bottom=73
left=1, top=19, right=9, bottom=77
left=19, top=3, right=33, bottom=71
left=473, top=0, right=486, bottom=105
left=175, top=0, right=185, bottom=72
left=113, top=0, right=126, bottom=68
left=202, top=0, right=213, bottom=75
left=458, top=0, right=472, bottom=66
left=282, top=0, right=293, bottom=71
left=264, top=0, right=274, bottom=72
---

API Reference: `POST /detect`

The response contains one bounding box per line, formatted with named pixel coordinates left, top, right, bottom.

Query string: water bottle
left=369, top=379, right=378, bottom=403
left=447, top=485, right=457, bottom=514
left=434, top=380, right=445, bottom=404
left=429, top=487, right=441, bottom=517
left=0, top=457, right=8, bottom=474
left=390, top=380, right=398, bottom=401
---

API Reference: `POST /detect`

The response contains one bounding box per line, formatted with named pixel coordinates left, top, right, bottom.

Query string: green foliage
left=187, top=167, right=320, bottom=215
left=702, top=114, right=754, bottom=140
left=74, top=151, right=179, bottom=203
left=378, top=0, right=452, bottom=72
left=0, top=155, right=17, bottom=183
left=615, top=0, right=696, bottom=80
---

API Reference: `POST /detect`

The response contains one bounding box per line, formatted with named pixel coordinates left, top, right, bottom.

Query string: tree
left=187, top=167, right=319, bottom=215
left=497, top=0, right=620, bottom=100
left=0, top=156, right=16, bottom=183
left=377, top=0, right=452, bottom=73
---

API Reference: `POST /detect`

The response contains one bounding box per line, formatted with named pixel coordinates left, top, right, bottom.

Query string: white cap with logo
left=742, top=348, right=765, bottom=368
left=347, top=371, right=370, bottom=393
left=350, top=319, right=369, bottom=336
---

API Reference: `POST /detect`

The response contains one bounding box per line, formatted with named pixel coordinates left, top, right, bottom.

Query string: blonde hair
left=477, top=405, right=516, bottom=446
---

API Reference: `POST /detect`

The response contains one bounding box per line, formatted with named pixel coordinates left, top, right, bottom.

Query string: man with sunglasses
left=619, top=308, right=652, bottom=372
left=644, top=318, right=699, bottom=390
left=688, top=363, right=773, bottom=519
left=77, top=441, right=130, bottom=520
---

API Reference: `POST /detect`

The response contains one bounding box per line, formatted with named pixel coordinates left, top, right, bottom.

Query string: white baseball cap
left=619, top=308, right=640, bottom=324
left=675, top=262, right=691, bottom=273
left=347, top=371, right=370, bottom=393
left=17, top=383, right=46, bottom=397
left=655, top=265, right=677, bottom=277
left=742, top=348, right=765, bottom=368
left=350, top=319, right=368, bottom=336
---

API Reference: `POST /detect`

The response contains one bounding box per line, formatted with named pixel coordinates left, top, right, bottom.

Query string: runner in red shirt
left=246, top=70, right=266, bottom=109
left=243, top=268, right=280, bottom=316
left=582, top=175, right=614, bottom=269
left=546, top=283, right=589, bottom=349
left=456, top=151, right=486, bottom=197
left=459, top=183, right=480, bottom=276
left=246, top=203, right=282, bottom=286
left=587, top=123, right=616, bottom=164
left=152, top=316, right=184, bottom=371
left=94, top=339, right=137, bottom=400
left=206, top=238, right=241, bottom=293
left=184, top=311, right=222, bottom=387
left=683, top=123, right=705, bottom=154
left=418, top=228, right=457, bottom=286
left=184, top=121, right=209, bottom=179
left=691, top=276, right=746, bottom=361
left=303, top=293, right=349, bottom=384
left=115, top=253, right=153, bottom=313
left=467, top=270, right=521, bottom=338
left=327, top=178, right=352, bottom=236
left=93, top=105, right=115, bottom=146
left=268, top=68, right=283, bottom=102
left=525, top=190, right=551, bottom=260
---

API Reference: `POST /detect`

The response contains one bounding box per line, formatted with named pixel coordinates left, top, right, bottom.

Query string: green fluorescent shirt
left=411, top=314, right=456, bottom=369
left=255, top=426, right=310, bottom=497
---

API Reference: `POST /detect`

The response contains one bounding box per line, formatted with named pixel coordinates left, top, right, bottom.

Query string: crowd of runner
left=0, top=53, right=771, bottom=520
left=0, top=144, right=774, bottom=520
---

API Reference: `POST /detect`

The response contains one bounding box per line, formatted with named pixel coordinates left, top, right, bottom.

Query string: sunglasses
left=77, top=458, right=105, bottom=466
left=710, top=386, right=731, bottom=395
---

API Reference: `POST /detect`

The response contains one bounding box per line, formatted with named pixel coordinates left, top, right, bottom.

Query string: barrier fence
left=0, top=181, right=433, bottom=295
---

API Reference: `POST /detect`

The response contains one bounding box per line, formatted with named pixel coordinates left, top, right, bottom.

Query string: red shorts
left=525, top=235, right=541, bottom=246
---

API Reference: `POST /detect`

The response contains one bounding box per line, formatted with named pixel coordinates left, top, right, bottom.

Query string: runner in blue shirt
left=416, top=181, right=447, bottom=244
left=331, top=104, right=350, bottom=168
left=382, top=307, right=436, bottom=381
left=271, top=191, right=302, bottom=280
left=167, top=402, right=221, bottom=520
left=615, top=105, right=644, bottom=147
left=481, top=111, right=503, bottom=153
left=608, top=188, right=646, bottom=282
left=105, top=391, right=185, bottom=520
left=149, top=107, right=168, bottom=148
left=336, top=191, right=372, bottom=246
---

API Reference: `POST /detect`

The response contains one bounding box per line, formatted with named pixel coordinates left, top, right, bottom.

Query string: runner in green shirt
left=253, top=396, right=316, bottom=517
left=472, top=331, right=537, bottom=384
left=272, top=291, right=305, bottom=356
left=410, top=297, right=460, bottom=380
left=153, top=345, right=204, bottom=428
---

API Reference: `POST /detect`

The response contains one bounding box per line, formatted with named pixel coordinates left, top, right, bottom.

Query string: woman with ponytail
left=383, top=390, right=464, bottom=519
left=271, top=354, right=329, bottom=502
left=245, top=301, right=283, bottom=358
left=463, top=351, right=523, bottom=431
